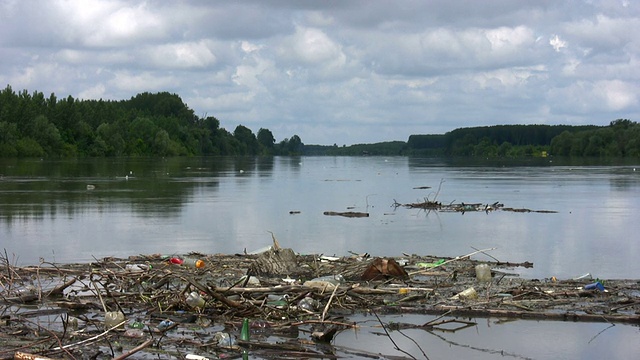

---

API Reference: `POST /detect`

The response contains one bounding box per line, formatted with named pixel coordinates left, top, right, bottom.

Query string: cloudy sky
left=1, top=1, right=639, bottom=145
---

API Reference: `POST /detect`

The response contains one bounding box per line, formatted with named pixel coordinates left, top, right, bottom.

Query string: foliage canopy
left=1, top=85, right=636, bottom=158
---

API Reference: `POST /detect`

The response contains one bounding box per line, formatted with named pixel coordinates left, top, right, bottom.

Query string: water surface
left=1, top=156, right=640, bottom=359
left=2, top=156, right=638, bottom=281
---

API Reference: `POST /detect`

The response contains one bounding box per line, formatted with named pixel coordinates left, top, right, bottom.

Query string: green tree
left=153, top=129, right=173, bottom=156
left=128, top=117, right=158, bottom=155
left=257, top=128, right=275, bottom=154
left=31, top=115, right=63, bottom=155
left=0, top=121, right=19, bottom=156
left=94, top=123, right=125, bottom=156
left=16, top=137, right=45, bottom=157
left=233, top=125, right=258, bottom=155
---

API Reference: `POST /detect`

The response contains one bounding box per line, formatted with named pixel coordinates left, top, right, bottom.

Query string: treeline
left=407, top=121, right=639, bottom=157
left=549, top=119, right=640, bottom=157
left=0, top=86, right=304, bottom=157
left=1, top=86, right=637, bottom=158
left=319, top=121, right=639, bottom=157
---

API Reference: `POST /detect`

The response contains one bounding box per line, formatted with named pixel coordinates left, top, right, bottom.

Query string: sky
left=1, top=1, right=639, bottom=146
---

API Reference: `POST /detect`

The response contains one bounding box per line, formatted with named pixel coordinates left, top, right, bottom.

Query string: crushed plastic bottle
left=186, top=291, right=206, bottom=309
left=124, top=328, right=144, bottom=338
left=303, top=274, right=344, bottom=289
left=104, top=311, right=125, bottom=330
left=158, top=319, right=175, bottom=330
left=298, top=296, right=320, bottom=311
left=214, top=332, right=236, bottom=347
left=239, top=275, right=261, bottom=286
left=125, top=264, right=150, bottom=272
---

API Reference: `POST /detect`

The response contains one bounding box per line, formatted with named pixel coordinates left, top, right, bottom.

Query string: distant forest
left=0, top=86, right=303, bottom=157
left=1, top=86, right=638, bottom=158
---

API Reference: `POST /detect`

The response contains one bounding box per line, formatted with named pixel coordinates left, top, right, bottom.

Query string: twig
left=470, top=246, right=501, bottom=262
left=588, top=323, right=615, bottom=344
left=52, top=319, right=126, bottom=351
left=409, top=248, right=497, bottom=276
left=371, top=309, right=417, bottom=360
left=321, top=283, right=339, bottom=322
left=91, top=277, right=108, bottom=313
left=17, top=317, right=76, bottom=359
left=433, top=178, right=445, bottom=202
left=395, top=329, right=430, bottom=360
left=112, top=337, right=154, bottom=360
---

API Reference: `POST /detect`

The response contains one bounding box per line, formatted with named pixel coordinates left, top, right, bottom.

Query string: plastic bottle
left=126, top=264, right=150, bottom=272
left=157, top=319, right=175, bottom=331
left=169, top=257, right=184, bottom=265
left=169, top=257, right=205, bottom=268
left=104, top=311, right=125, bottom=329
left=215, top=332, right=236, bottom=347
left=186, top=291, right=206, bottom=308
left=124, top=328, right=144, bottom=338
left=183, top=258, right=205, bottom=268
left=475, top=264, right=492, bottom=282
left=298, top=297, right=319, bottom=311
left=240, top=318, right=250, bottom=341
left=129, top=320, right=145, bottom=329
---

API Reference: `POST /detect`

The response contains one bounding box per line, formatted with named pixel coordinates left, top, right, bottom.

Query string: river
left=1, top=156, right=639, bottom=359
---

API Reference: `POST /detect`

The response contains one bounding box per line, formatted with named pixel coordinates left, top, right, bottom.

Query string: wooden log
left=323, top=211, right=369, bottom=218
left=248, top=247, right=300, bottom=276
left=380, top=305, right=640, bottom=324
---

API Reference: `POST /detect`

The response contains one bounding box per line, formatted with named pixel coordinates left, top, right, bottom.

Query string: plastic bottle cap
left=169, top=257, right=184, bottom=265
left=194, top=259, right=205, bottom=268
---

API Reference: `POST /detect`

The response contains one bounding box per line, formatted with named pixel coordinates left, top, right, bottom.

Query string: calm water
left=1, top=156, right=639, bottom=359
left=2, top=156, right=638, bottom=280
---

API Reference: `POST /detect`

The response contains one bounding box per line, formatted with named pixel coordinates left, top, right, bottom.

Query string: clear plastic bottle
left=298, top=296, right=319, bottom=311
left=182, top=258, right=205, bottom=268
left=104, top=311, right=125, bottom=329
left=186, top=291, right=205, bottom=308
left=475, top=264, right=491, bottom=282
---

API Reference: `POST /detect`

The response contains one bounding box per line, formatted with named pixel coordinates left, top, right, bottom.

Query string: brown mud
left=1, top=248, right=639, bottom=359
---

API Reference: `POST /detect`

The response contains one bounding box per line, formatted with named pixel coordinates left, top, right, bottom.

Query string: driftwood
left=394, top=200, right=557, bottom=214
left=1, top=250, right=639, bottom=359
left=248, top=247, right=300, bottom=277
left=323, top=211, right=369, bottom=218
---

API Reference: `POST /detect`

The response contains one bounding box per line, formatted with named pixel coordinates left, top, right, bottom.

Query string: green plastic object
left=240, top=318, right=250, bottom=341
left=417, top=259, right=445, bottom=268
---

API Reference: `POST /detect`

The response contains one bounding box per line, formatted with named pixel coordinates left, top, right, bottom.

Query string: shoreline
left=2, top=250, right=639, bottom=358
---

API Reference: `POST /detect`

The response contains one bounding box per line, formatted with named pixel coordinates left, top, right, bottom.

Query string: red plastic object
left=169, top=257, right=184, bottom=265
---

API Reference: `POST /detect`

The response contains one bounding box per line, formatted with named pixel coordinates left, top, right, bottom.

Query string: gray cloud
left=1, top=0, right=638, bottom=145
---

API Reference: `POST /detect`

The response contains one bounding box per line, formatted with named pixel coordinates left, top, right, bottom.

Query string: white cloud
left=1, top=0, right=639, bottom=145
left=62, top=0, right=166, bottom=47
left=285, top=26, right=346, bottom=67
left=109, top=71, right=176, bottom=94
left=600, top=80, right=638, bottom=110
left=146, top=41, right=217, bottom=69
left=550, top=34, right=567, bottom=52
left=78, top=83, right=106, bottom=100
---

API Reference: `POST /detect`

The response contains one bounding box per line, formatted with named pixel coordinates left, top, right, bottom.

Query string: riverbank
left=1, top=249, right=639, bottom=359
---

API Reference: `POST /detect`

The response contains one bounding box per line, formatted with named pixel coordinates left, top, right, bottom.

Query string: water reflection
left=337, top=314, right=640, bottom=359
left=0, top=158, right=228, bottom=221
left=2, top=156, right=639, bottom=281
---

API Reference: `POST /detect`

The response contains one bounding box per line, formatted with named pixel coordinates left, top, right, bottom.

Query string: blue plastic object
left=584, top=282, right=605, bottom=291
